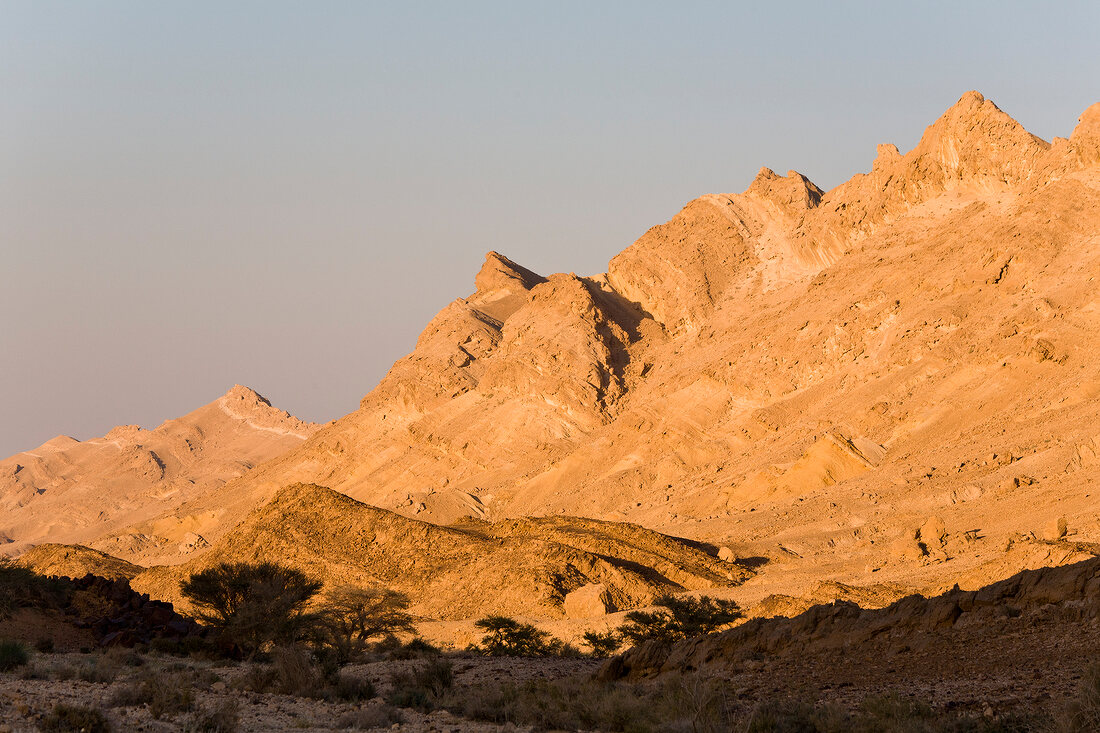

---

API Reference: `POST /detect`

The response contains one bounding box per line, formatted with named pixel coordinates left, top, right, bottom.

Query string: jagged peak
left=474, top=251, right=547, bottom=296
left=914, top=91, right=1050, bottom=163
left=222, top=384, right=272, bottom=407
left=1065, top=102, right=1100, bottom=165
left=1071, top=102, right=1100, bottom=139
left=745, top=167, right=823, bottom=212
left=872, top=143, right=902, bottom=170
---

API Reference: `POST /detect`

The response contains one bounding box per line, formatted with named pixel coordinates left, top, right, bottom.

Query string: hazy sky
left=2, top=1, right=1099, bottom=456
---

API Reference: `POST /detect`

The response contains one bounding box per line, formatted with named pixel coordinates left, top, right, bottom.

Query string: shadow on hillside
left=603, top=553, right=1100, bottom=680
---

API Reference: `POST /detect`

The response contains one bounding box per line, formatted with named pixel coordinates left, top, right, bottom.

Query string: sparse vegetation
left=583, top=630, right=622, bottom=657
left=0, top=558, right=66, bottom=618
left=313, top=585, right=414, bottom=664
left=472, top=615, right=568, bottom=656
left=1051, top=663, right=1100, bottom=732
left=180, top=562, right=322, bottom=656
left=39, top=703, right=112, bottom=733
left=110, top=669, right=196, bottom=718
left=386, top=658, right=455, bottom=710
left=336, top=704, right=404, bottom=730
left=433, top=673, right=729, bottom=732
left=0, top=638, right=30, bottom=670
left=76, top=653, right=122, bottom=683
left=617, top=594, right=742, bottom=645
left=184, top=699, right=240, bottom=733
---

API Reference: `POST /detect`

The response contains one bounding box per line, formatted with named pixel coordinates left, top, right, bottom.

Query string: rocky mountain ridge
left=7, top=92, right=1100, bottom=630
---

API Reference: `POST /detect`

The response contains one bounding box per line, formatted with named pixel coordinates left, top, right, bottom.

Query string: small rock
left=1043, top=517, right=1068, bottom=541
left=717, top=546, right=737, bottom=562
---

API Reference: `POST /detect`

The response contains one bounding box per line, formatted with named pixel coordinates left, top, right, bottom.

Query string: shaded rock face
left=600, top=556, right=1100, bottom=681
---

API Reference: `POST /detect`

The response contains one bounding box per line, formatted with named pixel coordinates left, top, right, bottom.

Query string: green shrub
left=180, top=562, right=321, bottom=657
left=618, top=595, right=742, bottom=645
left=0, top=639, right=29, bottom=671
left=39, top=704, right=112, bottom=733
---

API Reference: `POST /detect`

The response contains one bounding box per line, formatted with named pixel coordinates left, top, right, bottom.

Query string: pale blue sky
left=2, top=1, right=1098, bottom=455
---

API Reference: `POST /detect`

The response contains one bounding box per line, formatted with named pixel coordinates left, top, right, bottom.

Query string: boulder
left=717, top=546, right=737, bottom=562
left=919, top=516, right=947, bottom=547
left=1043, top=517, right=1068, bottom=541
left=564, top=583, right=614, bottom=619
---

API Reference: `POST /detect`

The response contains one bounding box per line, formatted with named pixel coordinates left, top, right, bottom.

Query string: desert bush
left=19, top=661, right=49, bottom=679
left=336, top=704, right=404, bottom=729
left=109, top=669, right=195, bottom=719
left=1051, top=663, right=1100, bottom=732
left=39, top=704, right=112, bottom=733
left=333, top=671, right=376, bottom=702
left=384, top=636, right=441, bottom=659
left=271, top=644, right=326, bottom=697
left=617, top=595, right=742, bottom=645
left=0, top=559, right=68, bottom=618
left=184, top=699, right=239, bottom=733
left=314, top=585, right=414, bottom=664
left=76, top=654, right=122, bottom=683
left=584, top=630, right=622, bottom=657
left=472, top=615, right=566, bottom=656
left=435, top=675, right=669, bottom=732
left=180, top=562, right=321, bottom=656
left=0, top=639, right=29, bottom=671
left=386, top=658, right=454, bottom=710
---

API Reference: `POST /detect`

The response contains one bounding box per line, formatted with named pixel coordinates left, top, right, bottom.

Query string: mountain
left=11, top=92, right=1100, bottom=625
left=0, top=386, right=319, bottom=559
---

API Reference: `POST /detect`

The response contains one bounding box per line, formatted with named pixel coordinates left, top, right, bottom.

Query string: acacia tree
left=583, top=630, right=622, bottom=657
left=617, top=594, right=742, bottom=645
left=315, top=585, right=415, bottom=663
left=180, top=561, right=322, bottom=656
left=473, top=615, right=563, bottom=656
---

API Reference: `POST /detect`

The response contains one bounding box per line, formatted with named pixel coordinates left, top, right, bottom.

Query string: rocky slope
left=0, top=386, right=319, bottom=560
left=123, top=483, right=746, bottom=620
left=10, top=92, right=1100, bottom=627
